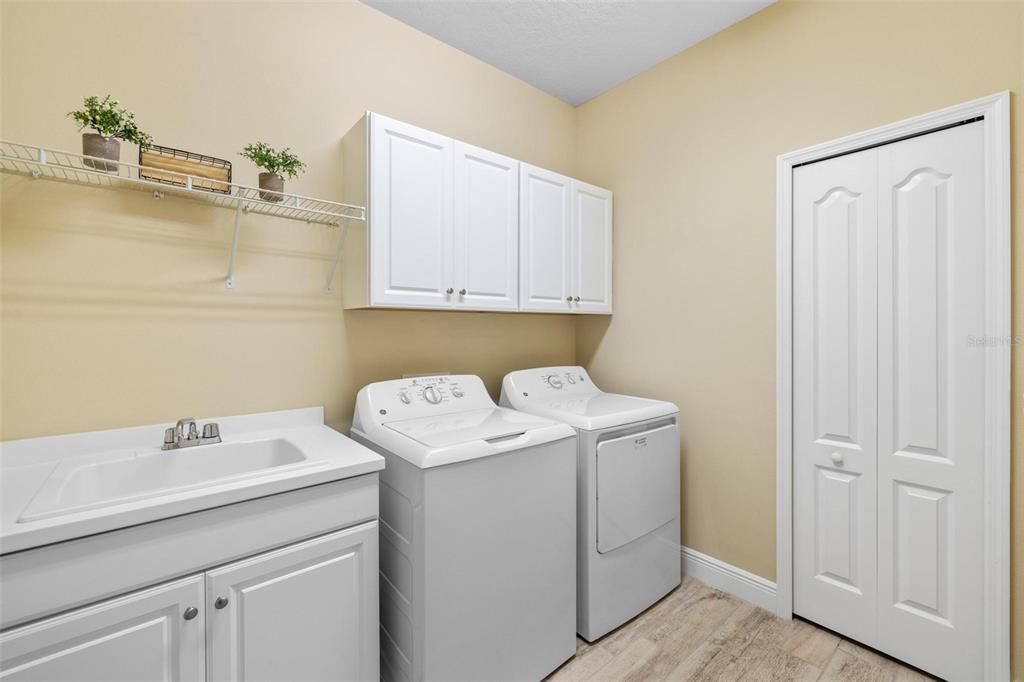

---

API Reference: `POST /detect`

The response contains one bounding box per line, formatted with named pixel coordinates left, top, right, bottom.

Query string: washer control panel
left=362, top=374, right=495, bottom=422
left=506, top=366, right=598, bottom=398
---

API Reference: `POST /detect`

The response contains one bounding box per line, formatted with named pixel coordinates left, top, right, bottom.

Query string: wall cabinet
left=519, top=167, right=613, bottom=314
left=341, top=112, right=612, bottom=314
left=0, top=524, right=378, bottom=682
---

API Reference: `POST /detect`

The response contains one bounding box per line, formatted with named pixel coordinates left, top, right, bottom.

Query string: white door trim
left=775, top=91, right=1010, bottom=680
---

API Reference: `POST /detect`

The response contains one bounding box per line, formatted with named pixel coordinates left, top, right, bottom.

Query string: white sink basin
left=18, top=439, right=311, bottom=523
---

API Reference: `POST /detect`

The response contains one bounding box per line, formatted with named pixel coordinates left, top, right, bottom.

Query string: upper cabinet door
left=571, top=181, right=613, bottom=314
left=206, top=523, right=379, bottom=682
left=370, top=114, right=454, bottom=308
left=519, top=164, right=573, bottom=312
left=0, top=575, right=205, bottom=682
left=453, top=142, right=519, bottom=311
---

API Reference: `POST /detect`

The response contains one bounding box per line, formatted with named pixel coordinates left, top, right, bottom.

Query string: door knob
left=183, top=606, right=199, bottom=621
left=831, top=452, right=843, bottom=465
left=214, top=596, right=229, bottom=609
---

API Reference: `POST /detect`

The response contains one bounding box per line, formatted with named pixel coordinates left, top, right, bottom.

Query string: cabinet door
left=0, top=575, right=204, bottom=682
left=206, top=523, right=378, bottom=682
left=453, top=142, right=519, bottom=311
left=370, top=114, right=454, bottom=308
left=519, top=164, right=572, bottom=312
left=571, top=181, right=613, bottom=313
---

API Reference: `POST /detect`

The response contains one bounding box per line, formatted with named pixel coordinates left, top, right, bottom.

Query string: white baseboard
left=680, top=546, right=778, bottom=613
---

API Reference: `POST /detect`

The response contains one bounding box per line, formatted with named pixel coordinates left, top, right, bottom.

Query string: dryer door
left=596, top=422, right=679, bottom=553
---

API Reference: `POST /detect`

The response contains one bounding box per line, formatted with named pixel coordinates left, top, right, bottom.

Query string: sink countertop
left=0, top=408, right=384, bottom=555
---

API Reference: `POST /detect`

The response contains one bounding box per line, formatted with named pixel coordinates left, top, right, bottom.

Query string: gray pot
left=258, top=172, right=284, bottom=202
left=82, top=133, right=120, bottom=172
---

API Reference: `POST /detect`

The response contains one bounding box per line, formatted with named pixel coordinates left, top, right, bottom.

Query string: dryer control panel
left=356, top=374, right=495, bottom=423
left=504, top=366, right=599, bottom=397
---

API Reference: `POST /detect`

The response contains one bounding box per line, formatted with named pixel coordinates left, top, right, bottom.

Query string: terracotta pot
left=81, top=133, right=120, bottom=172
left=258, top=172, right=284, bottom=202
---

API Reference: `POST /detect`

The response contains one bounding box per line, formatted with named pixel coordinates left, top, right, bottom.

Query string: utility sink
left=18, top=438, right=312, bottom=523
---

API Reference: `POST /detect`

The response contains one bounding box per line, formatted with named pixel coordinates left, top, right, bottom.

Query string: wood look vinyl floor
left=546, top=577, right=938, bottom=682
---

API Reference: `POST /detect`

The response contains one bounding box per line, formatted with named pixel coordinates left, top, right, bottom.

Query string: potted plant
left=68, top=95, right=152, bottom=172
left=240, top=142, right=306, bottom=202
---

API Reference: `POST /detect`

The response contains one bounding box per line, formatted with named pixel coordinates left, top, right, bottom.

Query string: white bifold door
left=793, top=121, right=986, bottom=681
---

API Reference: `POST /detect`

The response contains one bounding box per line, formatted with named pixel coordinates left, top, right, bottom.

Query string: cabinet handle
left=459, top=288, right=466, bottom=296
left=566, top=296, right=573, bottom=302
left=573, top=296, right=580, bottom=302
left=183, top=606, right=199, bottom=621
left=214, top=596, right=229, bottom=610
left=446, top=288, right=454, bottom=295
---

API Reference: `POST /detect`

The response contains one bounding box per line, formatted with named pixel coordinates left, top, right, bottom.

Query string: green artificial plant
left=68, top=95, right=152, bottom=146
left=239, top=142, right=306, bottom=179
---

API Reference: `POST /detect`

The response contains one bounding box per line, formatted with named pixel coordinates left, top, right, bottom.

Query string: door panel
left=0, top=575, right=204, bottom=682
left=792, top=148, right=878, bottom=646
left=572, top=181, right=613, bottom=313
left=876, top=122, right=985, bottom=680
left=519, top=164, right=572, bottom=312
left=206, top=523, right=378, bottom=682
left=453, top=142, right=518, bottom=310
left=596, top=423, right=679, bottom=553
left=371, top=114, right=453, bottom=308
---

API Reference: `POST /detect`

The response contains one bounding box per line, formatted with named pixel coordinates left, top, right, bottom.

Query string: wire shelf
left=1, top=140, right=364, bottom=292
left=0, top=140, right=365, bottom=227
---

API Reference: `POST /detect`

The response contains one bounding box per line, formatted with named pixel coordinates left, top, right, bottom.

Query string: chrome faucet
left=162, top=417, right=222, bottom=450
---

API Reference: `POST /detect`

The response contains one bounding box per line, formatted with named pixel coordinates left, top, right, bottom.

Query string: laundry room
left=0, top=1, right=1021, bottom=681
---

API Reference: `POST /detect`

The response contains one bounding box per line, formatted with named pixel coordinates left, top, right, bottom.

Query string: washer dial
left=423, top=386, right=442, bottom=404
left=547, top=376, right=564, bottom=389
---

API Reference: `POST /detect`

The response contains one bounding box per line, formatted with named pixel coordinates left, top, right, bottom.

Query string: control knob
left=399, top=391, right=411, bottom=405
left=423, top=386, right=442, bottom=404
left=547, top=376, right=564, bottom=389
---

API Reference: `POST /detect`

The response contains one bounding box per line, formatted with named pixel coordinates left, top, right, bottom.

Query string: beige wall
left=574, top=1, right=1023, bottom=677
left=0, top=1, right=578, bottom=441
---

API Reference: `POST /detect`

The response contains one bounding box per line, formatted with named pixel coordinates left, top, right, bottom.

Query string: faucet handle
left=202, top=423, right=220, bottom=439
left=163, top=427, right=176, bottom=446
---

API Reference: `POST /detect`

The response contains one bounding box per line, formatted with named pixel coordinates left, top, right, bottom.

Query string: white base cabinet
left=341, top=112, right=612, bottom=314
left=0, top=474, right=380, bottom=682
left=1, top=525, right=377, bottom=682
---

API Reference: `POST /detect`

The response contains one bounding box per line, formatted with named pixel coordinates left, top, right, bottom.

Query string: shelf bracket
left=324, top=222, right=347, bottom=294
left=225, top=202, right=246, bottom=289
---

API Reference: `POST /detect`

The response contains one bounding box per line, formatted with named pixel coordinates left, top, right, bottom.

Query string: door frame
left=775, top=91, right=1010, bottom=679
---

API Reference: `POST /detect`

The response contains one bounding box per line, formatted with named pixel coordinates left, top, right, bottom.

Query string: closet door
left=519, top=164, right=572, bottom=312
left=875, top=122, right=986, bottom=680
left=792, top=148, right=878, bottom=646
left=370, top=114, right=454, bottom=308
left=453, top=142, right=519, bottom=310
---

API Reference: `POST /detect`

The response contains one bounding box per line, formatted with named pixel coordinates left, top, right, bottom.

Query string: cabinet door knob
left=573, top=296, right=580, bottom=302
left=566, top=296, right=573, bottom=302
left=214, top=596, right=229, bottom=610
left=446, top=288, right=454, bottom=295
left=183, top=606, right=199, bottom=621
left=831, top=452, right=843, bottom=465
left=459, top=288, right=466, bottom=296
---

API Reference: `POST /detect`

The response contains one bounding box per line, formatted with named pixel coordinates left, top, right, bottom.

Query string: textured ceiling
left=362, top=0, right=774, bottom=106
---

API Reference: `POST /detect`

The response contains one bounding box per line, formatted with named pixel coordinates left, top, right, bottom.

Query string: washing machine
left=351, top=374, right=577, bottom=682
left=500, top=366, right=680, bottom=642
